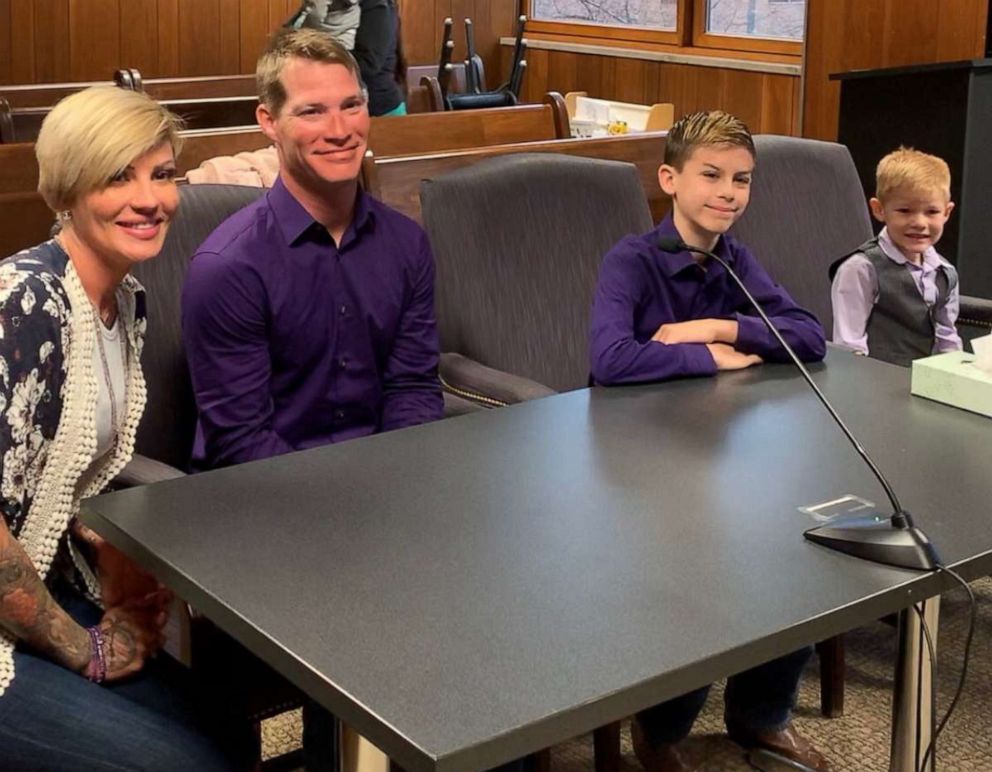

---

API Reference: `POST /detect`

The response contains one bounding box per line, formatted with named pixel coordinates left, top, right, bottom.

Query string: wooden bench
left=361, top=131, right=670, bottom=225
left=1, top=95, right=262, bottom=143
left=1, top=71, right=258, bottom=109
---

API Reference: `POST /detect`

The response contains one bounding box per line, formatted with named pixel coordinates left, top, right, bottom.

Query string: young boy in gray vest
left=830, top=147, right=961, bottom=367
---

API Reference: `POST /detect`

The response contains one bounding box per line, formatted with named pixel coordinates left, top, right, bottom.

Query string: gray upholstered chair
left=421, top=153, right=655, bottom=403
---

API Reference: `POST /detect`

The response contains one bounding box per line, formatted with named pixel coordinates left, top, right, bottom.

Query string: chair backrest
left=730, top=134, right=873, bottom=336
left=366, top=130, right=670, bottom=226
left=130, top=183, right=265, bottom=469
left=421, top=154, right=654, bottom=393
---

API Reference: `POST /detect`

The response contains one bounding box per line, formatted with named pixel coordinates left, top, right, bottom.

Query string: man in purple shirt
left=182, top=28, right=442, bottom=471
left=181, top=29, right=443, bottom=772
left=590, top=112, right=828, bottom=772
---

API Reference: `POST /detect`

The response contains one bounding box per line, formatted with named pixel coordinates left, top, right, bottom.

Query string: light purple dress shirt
left=831, top=227, right=961, bottom=356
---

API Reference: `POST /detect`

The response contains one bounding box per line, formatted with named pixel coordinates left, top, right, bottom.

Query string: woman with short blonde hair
left=0, top=86, right=248, bottom=770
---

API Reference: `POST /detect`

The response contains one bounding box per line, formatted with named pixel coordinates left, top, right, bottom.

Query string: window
left=526, top=0, right=804, bottom=56
left=531, top=0, right=679, bottom=31
left=528, top=0, right=684, bottom=46
left=699, top=0, right=805, bottom=44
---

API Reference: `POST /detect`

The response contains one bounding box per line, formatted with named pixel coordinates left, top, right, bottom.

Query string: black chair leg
left=817, top=635, right=845, bottom=718
left=594, top=721, right=621, bottom=772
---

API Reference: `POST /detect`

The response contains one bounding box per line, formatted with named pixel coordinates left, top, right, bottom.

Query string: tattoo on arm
left=0, top=522, right=91, bottom=673
left=99, top=614, right=140, bottom=679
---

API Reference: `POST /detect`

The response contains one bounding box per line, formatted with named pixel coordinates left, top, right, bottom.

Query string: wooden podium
left=833, top=59, right=992, bottom=297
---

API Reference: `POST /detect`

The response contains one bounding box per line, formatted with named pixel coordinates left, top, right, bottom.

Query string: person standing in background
left=354, top=0, right=406, bottom=116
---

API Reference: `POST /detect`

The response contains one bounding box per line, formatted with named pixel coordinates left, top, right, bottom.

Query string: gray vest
left=834, top=238, right=957, bottom=367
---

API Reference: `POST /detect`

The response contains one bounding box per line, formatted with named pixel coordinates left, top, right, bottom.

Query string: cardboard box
left=911, top=351, right=992, bottom=418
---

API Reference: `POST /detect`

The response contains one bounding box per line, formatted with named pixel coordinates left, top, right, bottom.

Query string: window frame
left=525, top=0, right=689, bottom=48
left=523, top=0, right=804, bottom=58
left=690, top=0, right=804, bottom=56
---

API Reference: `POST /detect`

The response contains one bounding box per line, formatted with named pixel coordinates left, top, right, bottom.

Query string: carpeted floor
left=262, top=577, right=992, bottom=771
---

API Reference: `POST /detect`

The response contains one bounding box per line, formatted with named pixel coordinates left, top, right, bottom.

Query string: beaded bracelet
left=84, top=625, right=107, bottom=683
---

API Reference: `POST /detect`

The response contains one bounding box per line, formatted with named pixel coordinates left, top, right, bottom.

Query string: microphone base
left=804, top=516, right=940, bottom=571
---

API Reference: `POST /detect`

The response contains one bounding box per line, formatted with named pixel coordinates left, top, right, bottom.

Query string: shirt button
left=339, top=357, right=348, bottom=369
left=339, top=305, right=348, bottom=316
left=334, top=409, right=345, bottom=420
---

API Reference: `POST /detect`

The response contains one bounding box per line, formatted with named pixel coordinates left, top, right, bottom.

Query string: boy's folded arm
left=590, top=251, right=718, bottom=384
left=591, top=333, right=717, bottom=385
left=728, top=250, right=827, bottom=363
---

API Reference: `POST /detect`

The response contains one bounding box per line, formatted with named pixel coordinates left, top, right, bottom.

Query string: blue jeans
left=0, top=589, right=254, bottom=771
left=636, top=646, right=813, bottom=745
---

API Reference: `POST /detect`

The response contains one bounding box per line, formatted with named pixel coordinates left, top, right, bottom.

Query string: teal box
left=911, top=351, right=992, bottom=419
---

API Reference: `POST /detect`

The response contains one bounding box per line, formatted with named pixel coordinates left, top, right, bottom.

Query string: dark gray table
left=81, top=350, right=992, bottom=772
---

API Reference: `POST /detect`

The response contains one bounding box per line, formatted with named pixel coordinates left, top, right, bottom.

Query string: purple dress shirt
left=182, top=177, right=443, bottom=469
left=830, top=226, right=962, bottom=356
left=590, top=215, right=826, bottom=385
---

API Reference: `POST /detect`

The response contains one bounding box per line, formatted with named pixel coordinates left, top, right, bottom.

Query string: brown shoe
left=728, top=724, right=832, bottom=771
left=630, top=718, right=699, bottom=772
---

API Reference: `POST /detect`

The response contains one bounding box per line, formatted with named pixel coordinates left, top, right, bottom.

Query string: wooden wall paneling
left=121, top=0, right=160, bottom=77
left=239, top=0, right=270, bottom=73
left=881, top=0, right=939, bottom=65
left=0, top=0, right=11, bottom=84
left=937, top=0, right=988, bottom=61
left=527, top=46, right=551, bottom=104
left=486, top=0, right=519, bottom=83
left=157, top=0, right=180, bottom=77
left=655, top=62, right=684, bottom=113
left=719, top=69, right=764, bottom=134
left=802, top=0, right=988, bottom=141
left=33, top=0, right=70, bottom=83
left=69, top=0, right=121, bottom=81
left=219, top=0, right=241, bottom=74
left=0, top=0, right=8, bottom=83
left=546, top=50, right=581, bottom=97
left=399, top=0, right=439, bottom=66
left=758, top=74, right=794, bottom=136
left=611, top=58, right=642, bottom=103
left=178, top=0, right=222, bottom=76
left=9, top=0, right=36, bottom=83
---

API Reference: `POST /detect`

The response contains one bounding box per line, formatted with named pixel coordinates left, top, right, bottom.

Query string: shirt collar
left=268, top=175, right=376, bottom=247
left=650, top=214, right=736, bottom=278
left=877, top=227, right=942, bottom=273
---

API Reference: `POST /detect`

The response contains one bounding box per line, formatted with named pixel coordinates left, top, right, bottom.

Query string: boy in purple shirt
left=830, top=147, right=961, bottom=367
left=182, top=29, right=442, bottom=471
left=590, top=112, right=828, bottom=772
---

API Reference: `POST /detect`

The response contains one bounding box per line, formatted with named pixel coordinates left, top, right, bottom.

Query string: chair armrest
left=113, top=454, right=186, bottom=488
left=960, top=294, right=992, bottom=329
left=440, top=352, right=557, bottom=407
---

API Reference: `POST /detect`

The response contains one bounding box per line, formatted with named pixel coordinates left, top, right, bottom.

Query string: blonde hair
left=35, top=86, right=183, bottom=215
left=664, top=110, right=755, bottom=170
left=875, top=147, right=951, bottom=203
left=257, top=28, right=364, bottom=116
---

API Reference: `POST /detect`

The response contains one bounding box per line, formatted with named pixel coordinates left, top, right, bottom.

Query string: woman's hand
left=97, top=591, right=171, bottom=682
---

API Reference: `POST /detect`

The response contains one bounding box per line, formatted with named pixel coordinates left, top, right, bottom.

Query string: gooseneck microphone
left=656, top=235, right=939, bottom=571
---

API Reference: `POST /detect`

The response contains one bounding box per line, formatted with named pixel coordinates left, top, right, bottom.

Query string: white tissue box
left=911, top=351, right=992, bottom=418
